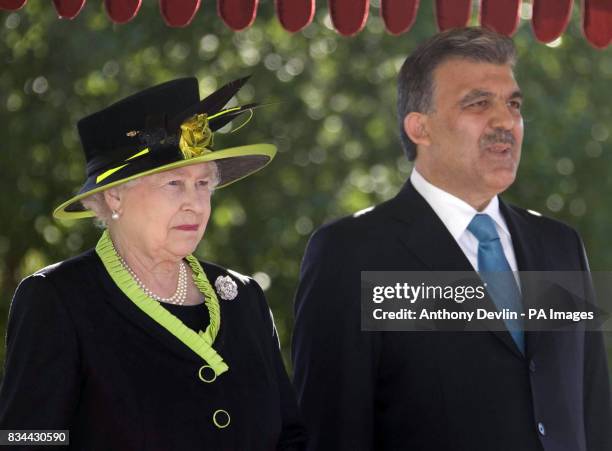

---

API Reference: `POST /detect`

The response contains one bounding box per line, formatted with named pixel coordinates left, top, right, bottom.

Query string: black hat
left=53, top=76, right=275, bottom=219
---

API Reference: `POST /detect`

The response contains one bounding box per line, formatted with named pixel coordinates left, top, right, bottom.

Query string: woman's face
left=108, top=162, right=216, bottom=262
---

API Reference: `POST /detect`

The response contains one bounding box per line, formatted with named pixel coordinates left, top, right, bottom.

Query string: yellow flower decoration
left=179, top=113, right=213, bottom=159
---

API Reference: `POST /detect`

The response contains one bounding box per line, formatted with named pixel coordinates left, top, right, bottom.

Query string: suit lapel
left=385, top=182, right=525, bottom=358
left=385, top=182, right=473, bottom=272
left=499, top=200, right=547, bottom=358
left=498, top=199, right=545, bottom=271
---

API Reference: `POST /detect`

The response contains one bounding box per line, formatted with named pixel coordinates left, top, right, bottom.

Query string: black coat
left=292, top=181, right=612, bottom=451
left=0, top=249, right=305, bottom=450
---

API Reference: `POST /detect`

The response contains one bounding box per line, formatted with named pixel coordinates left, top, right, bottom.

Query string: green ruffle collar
left=96, top=230, right=229, bottom=376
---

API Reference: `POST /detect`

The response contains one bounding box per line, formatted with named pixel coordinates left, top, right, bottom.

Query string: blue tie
left=468, top=214, right=525, bottom=354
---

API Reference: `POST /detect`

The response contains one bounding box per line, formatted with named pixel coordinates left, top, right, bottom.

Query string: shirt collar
left=409, top=168, right=510, bottom=240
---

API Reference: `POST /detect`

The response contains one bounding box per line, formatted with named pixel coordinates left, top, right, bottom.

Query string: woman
left=0, top=76, right=305, bottom=450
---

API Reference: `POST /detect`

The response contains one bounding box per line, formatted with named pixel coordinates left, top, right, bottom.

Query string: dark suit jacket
left=0, top=249, right=305, bottom=450
left=292, top=181, right=612, bottom=451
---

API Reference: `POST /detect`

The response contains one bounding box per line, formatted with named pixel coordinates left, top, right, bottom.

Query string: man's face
left=413, top=58, right=523, bottom=209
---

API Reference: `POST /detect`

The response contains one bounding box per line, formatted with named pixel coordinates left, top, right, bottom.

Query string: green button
left=213, top=409, right=231, bottom=429
left=198, top=365, right=217, bottom=383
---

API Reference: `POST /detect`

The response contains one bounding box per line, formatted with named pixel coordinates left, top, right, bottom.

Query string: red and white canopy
left=1, top=0, right=610, bottom=49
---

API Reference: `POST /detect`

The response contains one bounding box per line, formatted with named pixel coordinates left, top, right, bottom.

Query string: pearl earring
left=111, top=210, right=120, bottom=220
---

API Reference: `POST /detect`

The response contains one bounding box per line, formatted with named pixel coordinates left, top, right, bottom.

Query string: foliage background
left=0, top=0, right=611, bottom=381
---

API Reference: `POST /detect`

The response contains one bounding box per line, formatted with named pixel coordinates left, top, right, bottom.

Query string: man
left=292, top=27, right=612, bottom=451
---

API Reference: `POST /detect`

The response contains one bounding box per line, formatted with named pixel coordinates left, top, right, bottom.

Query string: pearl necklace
left=118, top=254, right=188, bottom=305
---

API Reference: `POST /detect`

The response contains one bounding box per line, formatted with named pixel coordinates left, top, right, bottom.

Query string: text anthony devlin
left=373, top=308, right=519, bottom=321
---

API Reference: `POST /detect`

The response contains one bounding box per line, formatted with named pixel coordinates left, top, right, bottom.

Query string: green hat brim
left=53, top=143, right=276, bottom=220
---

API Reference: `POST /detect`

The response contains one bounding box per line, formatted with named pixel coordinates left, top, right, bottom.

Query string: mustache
left=479, top=129, right=516, bottom=148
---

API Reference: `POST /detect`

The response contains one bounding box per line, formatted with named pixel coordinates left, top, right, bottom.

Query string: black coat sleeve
left=583, top=329, right=612, bottom=451
left=0, top=273, right=81, bottom=432
left=292, top=227, right=379, bottom=451
left=575, top=233, right=612, bottom=451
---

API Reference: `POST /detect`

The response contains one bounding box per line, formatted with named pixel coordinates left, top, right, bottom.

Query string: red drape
left=276, top=0, right=314, bottom=33
left=218, top=0, right=258, bottom=31
left=52, top=0, right=85, bottom=19
left=480, top=0, right=521, bottom=36
left=583, top=0, right=612, bottom=49
left=160, top=0, right=201, bottom=27
left=1, top=0, right=610, bottom=49
left=329, top=0, right=369, bottom=36
left=532, top=0, right=573, bottom=43
left=381, top=0, right=420, bottom=36
left=435, top=0, right=472, bottom=31
left=104, top=0, right=141, bottom=24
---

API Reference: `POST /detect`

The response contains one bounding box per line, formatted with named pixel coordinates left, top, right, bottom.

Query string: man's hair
left=397, top=27, right=517, bottom=161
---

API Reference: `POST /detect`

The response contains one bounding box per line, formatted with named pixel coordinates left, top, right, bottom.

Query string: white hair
left=81, top=161, right=220, bottom=228
left=80, top=179, right=141, bottom=228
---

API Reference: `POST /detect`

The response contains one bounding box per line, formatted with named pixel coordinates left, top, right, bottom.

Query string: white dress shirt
left=410, top=169, right=519, bottom=273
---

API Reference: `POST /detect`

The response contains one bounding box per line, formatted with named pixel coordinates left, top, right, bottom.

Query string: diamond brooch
left=215, top=275, right=238, bottom=301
